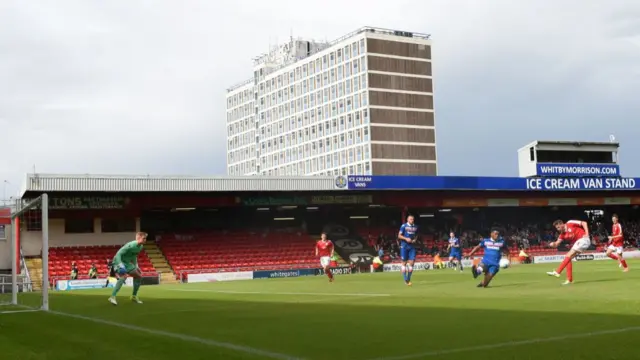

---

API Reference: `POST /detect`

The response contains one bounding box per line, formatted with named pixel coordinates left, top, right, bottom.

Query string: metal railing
left=0, top=274, right=31, bottom=294
left=20, top=249, right=32, bottom=291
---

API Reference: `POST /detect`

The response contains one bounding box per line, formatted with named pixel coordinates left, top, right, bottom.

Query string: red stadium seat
left=48, top=244, right=157, bottom=283
left=158, top=230, right=319, bottom=276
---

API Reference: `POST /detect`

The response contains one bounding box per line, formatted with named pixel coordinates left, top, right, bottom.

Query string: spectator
left=433, top=252, right=445, bottom=269
left=519, top=248, right=531, bottom=264
left=88, top=263, right=98, bottom=279
left=70, top=262, right=78, bottom=280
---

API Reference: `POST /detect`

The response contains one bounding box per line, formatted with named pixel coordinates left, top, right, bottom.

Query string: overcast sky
left=1, top=0, right=639, bottom=197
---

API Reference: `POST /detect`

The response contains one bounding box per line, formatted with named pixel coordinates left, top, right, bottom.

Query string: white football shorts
left=571, top=237, right=591, bottom=252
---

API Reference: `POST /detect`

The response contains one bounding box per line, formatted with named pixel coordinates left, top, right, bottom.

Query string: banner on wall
left=347, top=175, right=639, bottom=191
left=382, top=259, right=478, bottom=272
left=241, top=196, right=307, bottom=206
left=309, top=195, right=372, bottom=204
left=187, top=271, right=253, bottom=283
left=533, top=250, right=640, bottom=264
left=22, top=197, right=129, bottom=210
left=536, top=163, right=620, bottom=177
left=56, top=278, right=133, bottom=291
left=253, top=269, right=317, bottom=279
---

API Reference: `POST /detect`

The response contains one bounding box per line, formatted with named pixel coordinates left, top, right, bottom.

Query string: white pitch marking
left=48, top=310, right=303, bottom=360
left=168, top=289, right=391, bottom=297
left=370, top=326, right=640, bottom=360
left=0, top=309, right=40, bottom=314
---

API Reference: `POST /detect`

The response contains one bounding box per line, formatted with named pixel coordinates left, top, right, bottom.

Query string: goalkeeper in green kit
left=108, top=232, right=147, bottom=305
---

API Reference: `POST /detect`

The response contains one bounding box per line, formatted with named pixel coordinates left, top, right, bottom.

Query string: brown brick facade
left=369, top=91, right=434, bottom=109
left=371, top=143, right=436, bottom=160
left=368, top=73, right=432, bottom=92
left=370, top=108, right=434, bottom=126
left=370, top=126, right=435, bottom=143
left=367, top=39, right=431, bottom=59
left=371, top=162, right=437, bottom=175
left=368, top=56, right=432, bottom=76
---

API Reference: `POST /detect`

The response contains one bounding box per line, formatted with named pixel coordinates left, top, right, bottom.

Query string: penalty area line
left=48, top=310, right=303, bottom=360
left=370, top=326, right=640, bottom=360
left=168, top=289, right=391, bottom=297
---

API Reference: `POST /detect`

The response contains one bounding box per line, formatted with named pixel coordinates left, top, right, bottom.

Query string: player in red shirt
left=605, top=214, right=629, bottom=271
left=315, top=232, right=335, bottom=282
left=546, top=219, right=593, bottom=285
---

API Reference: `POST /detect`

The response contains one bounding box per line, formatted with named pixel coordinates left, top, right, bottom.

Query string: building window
left=101, top=218, right=136, bottom=233
left=0, top=225, right=5, bottom=240
left=65, top=218, right=94, bottom=234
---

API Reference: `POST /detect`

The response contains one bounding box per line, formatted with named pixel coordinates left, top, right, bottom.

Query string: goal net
left=0, top=194, right=49, bottom=312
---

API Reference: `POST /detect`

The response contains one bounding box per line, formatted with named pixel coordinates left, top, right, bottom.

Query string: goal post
left=0, top=194, right=49, bottom=311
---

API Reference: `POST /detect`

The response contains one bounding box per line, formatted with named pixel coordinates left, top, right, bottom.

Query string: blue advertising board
left=253, top=269, right=317, bottom=279
left=347, top=176, right=640, bottom=191
left=536, top=163, right=620, bottom=177
left=56, top=278, right=132, bottom=291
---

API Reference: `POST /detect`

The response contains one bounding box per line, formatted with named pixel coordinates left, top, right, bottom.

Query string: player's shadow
left=15, top=285, right=640, bottom=360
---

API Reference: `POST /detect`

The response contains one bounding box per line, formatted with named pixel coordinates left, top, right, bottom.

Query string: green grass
left=2, top=261, right=640, bottom=360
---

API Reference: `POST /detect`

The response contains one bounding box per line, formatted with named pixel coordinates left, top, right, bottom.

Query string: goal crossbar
left=8, top=194, right=49, bottom=310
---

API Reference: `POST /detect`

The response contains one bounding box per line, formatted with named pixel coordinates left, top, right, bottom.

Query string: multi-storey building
left=226, top=26, right=435, bottom=176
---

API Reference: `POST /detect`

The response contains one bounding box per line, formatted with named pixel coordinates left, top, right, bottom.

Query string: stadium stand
left=157, top=230, right=319, bottom=278
left=48, top=245, right=155, bottom=283
left=42, top=210, right=640, bottom=282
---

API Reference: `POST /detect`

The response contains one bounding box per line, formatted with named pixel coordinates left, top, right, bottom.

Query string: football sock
left=556, top=257, right=571, bottom=274
left=566, top=261, right=573, bottom=282
left=132, top=277, right=141, bottom=296
left=608, top=253, right=619, bottom=260
left=325, top=268, right=333, bottom=279
left=407, top=265, right=413, bottom=281
left=111, top=277, right=125, bottom=297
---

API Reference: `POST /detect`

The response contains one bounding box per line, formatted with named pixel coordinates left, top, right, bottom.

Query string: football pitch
left=2, top=261, right=640, bottom=360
